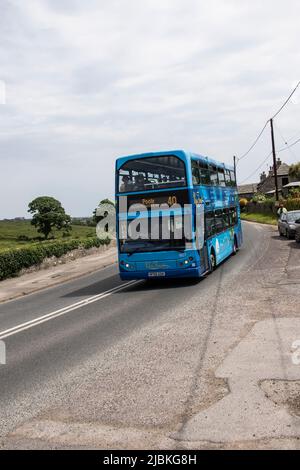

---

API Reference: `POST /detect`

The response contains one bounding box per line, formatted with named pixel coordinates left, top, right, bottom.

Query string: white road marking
left=0, top=280, right=140, bottom=340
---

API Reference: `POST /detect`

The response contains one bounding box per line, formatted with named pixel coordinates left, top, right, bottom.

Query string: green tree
left=289, top=162, right=300, bottom=180
left=28, top=196, right=71, bottom=239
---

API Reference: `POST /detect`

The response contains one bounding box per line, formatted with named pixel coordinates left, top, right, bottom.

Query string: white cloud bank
left=0, top=0, right=300, bottom=217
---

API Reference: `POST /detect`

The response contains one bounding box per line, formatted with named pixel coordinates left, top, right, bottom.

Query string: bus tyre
left=209, top=250, right=216, bottom=272
left=232, top=237, right=237, bottom=255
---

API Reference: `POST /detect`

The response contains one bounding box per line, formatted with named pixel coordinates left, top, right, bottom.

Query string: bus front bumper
left=119, top=266, right=202, bottom=280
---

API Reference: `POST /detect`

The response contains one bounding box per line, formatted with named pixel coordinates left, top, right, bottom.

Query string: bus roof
left=116, top=150, right=234, bottom=172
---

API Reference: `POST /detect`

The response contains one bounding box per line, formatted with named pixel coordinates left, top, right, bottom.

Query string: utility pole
left=233, top=155, right=237, bottom=184
left=270, top=118, right=279, bottom=201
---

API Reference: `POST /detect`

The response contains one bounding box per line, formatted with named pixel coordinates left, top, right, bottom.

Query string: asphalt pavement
left=0, top=221, right=300, bottom=449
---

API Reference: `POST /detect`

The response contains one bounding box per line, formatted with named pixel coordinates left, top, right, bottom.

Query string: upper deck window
left=218, top=168, right=226, bottom=187
left=225, top=169, right=231, bottom=187
left=118, top=155, right=186, bottom=193
left=192, top=160, right=200, bottom=185
left=199, top=161, right=210, bottom=185
left=230, top=170, right=236, bottom=187
left=192, top=160, right=211, bottom=186
left=210, top=165, right=218, bottom=186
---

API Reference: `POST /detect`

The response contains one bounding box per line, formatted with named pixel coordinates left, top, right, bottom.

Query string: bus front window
left=118, top=155, right=186, bottom=193
left=119, top=216, right=186, bottom=254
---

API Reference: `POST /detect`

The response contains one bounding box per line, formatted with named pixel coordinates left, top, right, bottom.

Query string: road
left=0, top=221, right=300, bottom=449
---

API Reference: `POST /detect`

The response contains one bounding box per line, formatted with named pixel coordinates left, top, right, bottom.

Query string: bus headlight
left=120, top=261, right=136, bottom=271
left=178, top=258, right=192, bottom=268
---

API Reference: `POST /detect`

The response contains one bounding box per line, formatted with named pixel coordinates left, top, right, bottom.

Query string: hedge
left=243, top=198, right=300, bottom=215
left=0, top=237, right=110, bottom=281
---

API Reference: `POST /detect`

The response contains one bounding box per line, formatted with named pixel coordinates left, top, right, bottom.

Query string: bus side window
left=225, top=169, right=231, bottom=187
left=228, top=208, right=233, bottom=226
left=223, top=209, right=230, bottom=228
left=218, top=168, right=226, bottom=187
left=192, top=160, right=200, bottom=185
left=215, top=210, right=224, bottom=233
left=205, top=211, right=215, bottom=238
left=229, top=207, right=237, bottom=226
left=199, top=161, right=210, bottom=185
left=232, top=207, right=237, bottom=225
left=230, top=170, right=236, bottom=187
left=210, top=165, right=218, bottom=186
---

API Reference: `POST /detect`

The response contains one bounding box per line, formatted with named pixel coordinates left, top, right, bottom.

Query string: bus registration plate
left=148, top=272, right=166, bottom=277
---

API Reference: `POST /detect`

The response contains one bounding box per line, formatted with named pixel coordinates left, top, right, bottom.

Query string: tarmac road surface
left=0, top=221, right=300, bottom=449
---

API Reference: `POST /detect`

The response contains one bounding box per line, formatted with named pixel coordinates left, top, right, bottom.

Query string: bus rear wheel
left=209, top=250, right=216, bottom=272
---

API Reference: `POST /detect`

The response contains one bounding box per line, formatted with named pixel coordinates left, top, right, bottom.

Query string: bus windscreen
left=118, top=155, right=186, bottom=193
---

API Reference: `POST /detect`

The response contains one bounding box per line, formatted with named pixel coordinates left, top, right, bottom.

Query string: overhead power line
left=239, top=151, right=272, bottom=185
left=239, top=134, right=300, bottom=185
left=239, top=132, right=300, bottom=186
left=278, top=136, right=300, bottom=153
left=237, top=120, right=269, bottom=163
left=287, top=129, right=300, bottom=142
left=274, top=123, right=297, bottom=160
left=274, top=122, right=288, bottom=146
left=237, top=80, right=300, bottom=164
left=271, top=80, right=300, bottom=119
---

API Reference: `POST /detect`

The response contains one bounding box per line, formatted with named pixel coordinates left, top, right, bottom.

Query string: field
left=0, top=220, right=96, bottom=252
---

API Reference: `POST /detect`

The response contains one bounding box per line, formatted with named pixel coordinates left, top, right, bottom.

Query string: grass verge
left=241, top=212, right=277, bottom=226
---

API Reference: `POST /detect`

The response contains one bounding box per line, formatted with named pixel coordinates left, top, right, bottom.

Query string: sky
left=0, top=0, right=300, bottom=218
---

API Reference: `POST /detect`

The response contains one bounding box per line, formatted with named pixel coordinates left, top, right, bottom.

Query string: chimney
left=260, top=171, right=266, bottom=182
left=276, top=158, right=282, bottom=169
left=268, top=166, right=273, bottom=177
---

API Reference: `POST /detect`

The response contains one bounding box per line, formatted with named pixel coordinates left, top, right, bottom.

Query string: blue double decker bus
left=116, top=150, right=242, bottom=280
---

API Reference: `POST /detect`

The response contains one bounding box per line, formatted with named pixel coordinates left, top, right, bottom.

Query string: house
left=282, top=181, right=300, bottom=197
left=238, top=183, right=258, bottom=200
left=257, top=158, right=291, bottom=195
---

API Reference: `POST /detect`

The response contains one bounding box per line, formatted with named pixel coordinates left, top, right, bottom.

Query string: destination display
left=118, top=189, right=190, bottom=212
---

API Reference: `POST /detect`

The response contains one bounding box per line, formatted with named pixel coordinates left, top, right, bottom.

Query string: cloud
left=0, top=0, right=300, bottom=217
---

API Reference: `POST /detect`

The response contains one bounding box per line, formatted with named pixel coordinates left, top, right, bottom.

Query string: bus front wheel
left=232, top=236, right=238, bottom=255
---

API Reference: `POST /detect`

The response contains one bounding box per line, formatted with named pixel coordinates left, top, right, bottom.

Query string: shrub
left=287, top=188, right=300, bottom=199
left=0, top=237, right=111, bottom=281
left=285, top=198, right=300, bottom=211
left=251, top=193, right=267, bottom=204
left=239, top=198, right=248, bottom=211
left=242, top=197, right=300, bottom=216
left=17, top=235, right=31, bottom=241
left=289, top=162, right=300, bottom=180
